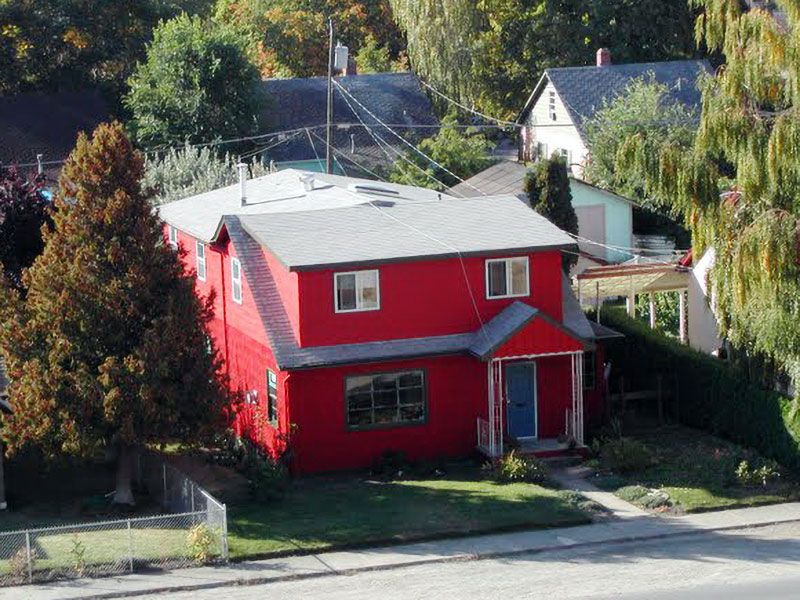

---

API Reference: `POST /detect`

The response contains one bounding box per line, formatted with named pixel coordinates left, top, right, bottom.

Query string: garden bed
left=589, top=425, right=800, bottom=514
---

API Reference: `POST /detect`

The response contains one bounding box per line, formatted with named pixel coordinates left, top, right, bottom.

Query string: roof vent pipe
left=299, top=172, right=315, bottom=192
left=237, top=162, right=248, bottom=206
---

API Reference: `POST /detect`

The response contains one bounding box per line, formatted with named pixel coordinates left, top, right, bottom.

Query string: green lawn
left=228, top=474, right=591, bottom=559
left=592, top=425, right=800, bottom=513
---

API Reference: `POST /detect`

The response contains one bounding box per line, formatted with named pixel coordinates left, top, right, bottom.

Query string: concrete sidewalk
left=5, top=502, right=800, bottom=600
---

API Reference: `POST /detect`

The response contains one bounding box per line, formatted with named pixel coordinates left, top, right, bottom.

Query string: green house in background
left=450, top=161, right=634, bottom=267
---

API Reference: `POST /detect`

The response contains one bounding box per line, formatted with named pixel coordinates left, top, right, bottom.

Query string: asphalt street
left=140, top=521, right=800, bottom=599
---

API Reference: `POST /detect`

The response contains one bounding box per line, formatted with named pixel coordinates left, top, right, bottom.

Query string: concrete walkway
left=549, top=465, right=651, bottom=519
left=5, top=502, right=800, bottom=600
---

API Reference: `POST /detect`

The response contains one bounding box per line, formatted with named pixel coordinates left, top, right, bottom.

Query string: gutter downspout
left=219, top=250, right=230, bottom=371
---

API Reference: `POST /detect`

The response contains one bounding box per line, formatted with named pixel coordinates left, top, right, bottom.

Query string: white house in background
left=449, top=161, right=633, bottom=267
left=688, top=248, right=724, bottom=355
left=516, top=49, right=711, bottom=176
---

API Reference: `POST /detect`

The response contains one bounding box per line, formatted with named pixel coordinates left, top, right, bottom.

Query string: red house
left=159, top=169, right=611, bottom=473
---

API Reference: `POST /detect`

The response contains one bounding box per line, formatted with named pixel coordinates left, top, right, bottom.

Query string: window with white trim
left=266, top=369, right=278, bottom=423
left=196, top=241, right=206, bottom=281
left=548, top=90, right=557, bottom=121
left=345, top=370, right=426, bottom=429
left=583, top=351, right=596, bottom=390
left=486, top=257, right=529, bottom=299
left=334, top=270, right=379, bottom=312
left=231, top=257, right=242, bottom=304
left=168, top=226, right=178, bottom=249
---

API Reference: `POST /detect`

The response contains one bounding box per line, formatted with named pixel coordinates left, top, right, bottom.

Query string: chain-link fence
left=0, top=453, right=228, bottom=586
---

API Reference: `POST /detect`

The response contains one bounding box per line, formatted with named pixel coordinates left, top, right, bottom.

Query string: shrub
left=69, top=534, right=87, bottom=577
left=248, top=452, right=289, bottom=502
left=600, top=438, right=653, bottom=473
left=497, top=451, right=548, bottom=483
left=616, top=485, right=649, bottom=503
left=736, top=459, right=781, bottom=487
left=601, top=309, right=800, bottom=471
left=9, top=547, right=30, bottom=583
left=186, top=523, right=216, bottom=563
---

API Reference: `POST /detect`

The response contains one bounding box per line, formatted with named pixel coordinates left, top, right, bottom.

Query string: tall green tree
left=125, top=14, right=264, bottom=149
left=524, top=155, right=579, bottom=235
left=0, top=123, right=228, bottom=504
left=388, top=113, right=492, bottom=190
left=616, top=0, right=800, bottom=390
left=0, top=169, right=52, bottom=292
left=525, top=155, right=578, bottom=271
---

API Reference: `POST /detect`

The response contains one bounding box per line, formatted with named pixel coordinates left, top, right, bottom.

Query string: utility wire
left=418, top=79, right=520, bottom=127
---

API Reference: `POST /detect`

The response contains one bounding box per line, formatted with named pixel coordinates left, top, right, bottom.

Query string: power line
left=333, top=80, right=489, bottom=196
left=332, top=83, right=460, bottom=195
left=418, top=79, right=520, bottom=127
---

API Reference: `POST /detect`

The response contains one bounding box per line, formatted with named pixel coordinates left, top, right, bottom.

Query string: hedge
left=600, top=309, right=800, bottom=471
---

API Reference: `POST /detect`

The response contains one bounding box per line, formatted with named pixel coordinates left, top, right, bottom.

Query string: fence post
left=25, top=530, right=32, bottom=583
left=221, top=504, right=229, bottom=563
left=127, top=520, right=134, bottom=572
left=162, top=463, right=167, bottom=508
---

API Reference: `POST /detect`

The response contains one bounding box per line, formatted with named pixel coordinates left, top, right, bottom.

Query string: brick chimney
left=596, top=48, right=611, bottom=67
left=343, top=56, right=358, bottom=76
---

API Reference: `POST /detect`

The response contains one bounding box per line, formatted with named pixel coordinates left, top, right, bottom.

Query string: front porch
left=476, top=351, right=587, bottom=459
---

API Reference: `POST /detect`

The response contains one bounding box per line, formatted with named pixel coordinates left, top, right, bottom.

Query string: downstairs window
left=345, top=370, right=426, bottom=430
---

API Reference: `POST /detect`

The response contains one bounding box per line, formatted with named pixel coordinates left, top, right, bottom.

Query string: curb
left=39, top=515, right=800, bottom=600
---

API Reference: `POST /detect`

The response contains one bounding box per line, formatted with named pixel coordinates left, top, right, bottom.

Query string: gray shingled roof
left=240, top=195, right=576, bottom=271
left=228, top=215, right=594, bottom=370
left=520, top=60, right=712, bottom=137
left=158, top=169, right=446, bottom=244
left=449, top=161, right=532, bottom=200
left=0, top=90, right=110, bottom=182
left=262, top=73, right=439, bottom=169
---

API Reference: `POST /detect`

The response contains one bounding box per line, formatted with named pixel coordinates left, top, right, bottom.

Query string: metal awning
left=575, top=262, right=690, bottom=299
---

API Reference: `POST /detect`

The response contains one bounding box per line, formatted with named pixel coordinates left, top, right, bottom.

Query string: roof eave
left=516, top=72, right=551, bottom=123
left=283, top=243, right=579, bottom=272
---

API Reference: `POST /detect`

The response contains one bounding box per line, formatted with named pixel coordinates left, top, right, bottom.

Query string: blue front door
left=505, top=362, right=537, bottom=439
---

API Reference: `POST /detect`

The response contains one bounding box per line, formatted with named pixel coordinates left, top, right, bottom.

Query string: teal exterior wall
left=569, top=178, right=633, bottom=263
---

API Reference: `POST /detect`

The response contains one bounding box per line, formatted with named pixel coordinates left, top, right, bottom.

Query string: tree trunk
left=113, top=444, right=136, bottom=506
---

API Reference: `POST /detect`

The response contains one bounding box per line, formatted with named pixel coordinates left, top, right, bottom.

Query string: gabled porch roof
left=469, top=302, right=594, bottom=361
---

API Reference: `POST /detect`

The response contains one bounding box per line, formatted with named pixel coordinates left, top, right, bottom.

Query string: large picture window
left=345, top=370, right=426, bottom=429
left=486, top=257, right=529, bottom=299
left=334, top=270, right=379, bottom=312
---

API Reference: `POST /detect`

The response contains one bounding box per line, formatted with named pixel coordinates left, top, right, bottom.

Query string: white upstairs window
left=334, top=270, right=380, bottom=312
left=196, top=241, right=206, bottom=281
left=486, top=257, right=529, bottom=299
left=168, top=226, right=178, bottom=249
left=231, top=257, right=242, bottom=304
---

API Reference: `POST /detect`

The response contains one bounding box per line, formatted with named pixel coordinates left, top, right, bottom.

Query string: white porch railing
left=476, top=417, right=497, bottom=457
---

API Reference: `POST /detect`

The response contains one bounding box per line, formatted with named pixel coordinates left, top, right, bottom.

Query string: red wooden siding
left=493, top=317, right=585, bottom=359
left=297, top=251, right=564, bottom=347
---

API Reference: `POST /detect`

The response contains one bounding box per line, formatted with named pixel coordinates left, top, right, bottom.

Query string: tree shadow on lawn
left=227, top=477, right=591, bottom=558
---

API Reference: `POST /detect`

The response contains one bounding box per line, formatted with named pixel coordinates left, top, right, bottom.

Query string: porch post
left=496, top=361, right=504, bottom=456
left=649, top=293, right=656, bottom=329
left=486, top=361, right=494, bottom=456
left=679, top=290, right=687, bottom=343
left=595, top=282, right=601, bottom=323
left=627, top=275, right=636, bottom=317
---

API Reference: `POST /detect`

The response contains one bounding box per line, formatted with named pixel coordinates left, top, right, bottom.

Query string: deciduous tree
left=125, top=14, right=264, bottom=148
left=615, top=0, right=800, bottom=390
left=388, top=113, right=492, bottom=190
left=0, top=123, right=229, bottom=504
